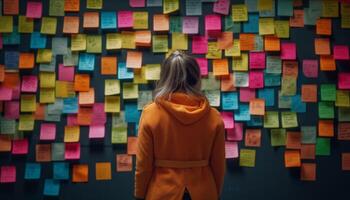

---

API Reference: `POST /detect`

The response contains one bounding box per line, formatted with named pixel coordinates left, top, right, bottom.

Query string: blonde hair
left=154, top=50, right=204, bottom=100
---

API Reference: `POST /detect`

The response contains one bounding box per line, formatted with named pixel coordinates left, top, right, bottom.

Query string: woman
left=134, top=51, right=226, bottom=200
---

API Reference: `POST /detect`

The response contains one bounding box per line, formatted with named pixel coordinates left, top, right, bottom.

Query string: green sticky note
left=0, top=118, right=17, bottom=134
left=152, top=35, right=168, bottom=53
left=201, top=73, right=220, bottom=90
left=264, top=111, right=279, bottom=128
left=49, top=0, right=65, bottom=17
left=318, top=102, right=334, bottom=119
left=111, top=123, right=127, bottom=144
left=301, top=126, right=316, bottom=144
left=320, top=84, right=336, bottom=101
left=86, top=35, right=102, bottom=53
left=281, top=111, right=298, bottom=128
left=225, top=16, right=241, bottom=33
left=316, top=138, right=330, bottom=156
left=51, top=143, right=65, bottom=161
left=239, top=149, right=256, bottom=167
left=170, top=16, right=182, bottom=33
left=281, top=76, right=297, bottom=96
left=270, top=129, right=286, bottom=146
left=338, top=107, right=350, bottom=122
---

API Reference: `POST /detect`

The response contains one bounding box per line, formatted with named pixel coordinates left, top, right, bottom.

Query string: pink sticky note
left=281, top=42, right=296, bottom=60
left=26, top=1, right=42, bottom=19
left=40, top=123, right=56, bottom=141
left=195, top=58, right=208, bottom=76
left=91, top=103, right=107, bottom=125
left=221, top=112, right=234, bottom=129
left=227, top=122, right=243, bottom=141
left=21, top=75, right=38, bottom=93
left=0, top=86, right=13, bottom=101
left=12, top=139, right=29, bottom=155
left=249, top=71, right=264, bottom=88
left=65, top=143, right=80, bottom=160
left=192, top=35, right=208, bottom=54
left=89, top=125, right=105, bottom=139
left=205, top=14, right=221, bottom=32
left=58, top=64, right=75, bottom=81
left=239, top=88, right=256, bottom=102
left=225, top=141, right=239, bottom=159
left=129, top=0, right=145, bottom=7
left=12, top=85, right=20, bottom=100
left=213, top=0, right=230, bottom=15
left=118, top=11, right=133, bottom=29
left=339, top=73, right=350, bottom=89
left=4, top=101, right=19, bottom=120
left=302, top=59, right=318, bottom=78
left=67, top=115, right=79, bottom=126
left=0, top=166, right=16, bottom=183
left=249, top=52, right=266, bottom=69
left=333, top=45, right=349, bottom=60
left=182, top=16, right=199, bottom=34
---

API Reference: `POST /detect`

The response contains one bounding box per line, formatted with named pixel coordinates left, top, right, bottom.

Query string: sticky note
left=163, top=0, right=179, bottom=14
left=133, top=12, right=148, bottom=29
left=26, top=1, right=42, bottom=18
left=249, top=71, right=264, bottom=89
left=301, top=163, right=316, bottom=181
left=72, top=164, right=88, bottom=182
left=284, top=150, right=301, bottom=167
left=116, top=154, right=133, bottom=172
left=192, top=36, right=207, bottom=54
left=79, top=53, right=95, bottom=71
left=232, top=4, right=248, bottom=22
left=316, top=138, right=330, bottom=156
left=49, top=0, right=64, bottom=16
left=333, top=45, right=349, bottom=60
left=25, top=163, right=41, bottom=180
left=64, top=0, right=80, bottom=12
left=274, top=20, right=290, bottom=38
left=152, top=35, right=168, bottom=53
left=320, top=84, right=336, bottom=101
left=277, top=0, right=293, bottom=16
left=86, top=35, right=102, bottom=53
left=259, top=18, right=275, bottom=35
left=41, top=17, right=57, bottom=35
left=286, top=131, right=301, bottom=149
left=87, top=0, right=103, bottom=9
left=302, top=59, right=318, bottom=78
left=40, top=123, right=56, bottom=141
left=186, top=0, right=202, bottom=15
left=0, top=16, right=13, bottom=33
left=153, top=14, right=169, bottom=32
left=65, top=143, right=80, bottom=160
left=318, top=102, right=334, bottom=119
left=225, top=141, right=239, bottom=159
left=118, top=11, right=133, bottom=29
left=106, top=33, right=122, bottom=50
left=318, top=120, right=334, bottom=137
left=264, top=111, right=279, bottom=128
left=222, top=92, right=238, bottom=110
left=53, top=162, right=70, bottom=180
left=239, top=149, right=256, bottom=167
left=281, top=42, right=296, bottom=60
left=83, top=12, right=99, bottom=28
left=213, top=0, right=230, bottom=15
left=270, top=129, right=286, bottom=146
left=281, top=111, right=298, bottom=128
left=95, top=162, right=111, bottom=180
left=130, top=0, right=145, bottom=7
left=182, top=16, right=199, bottom=34
left=234, top=104, right=251, bottom=121
left=339, top=73, right=350, bottom=89
left=301, top=84, right=317, bottom=102
left=315, top=38, right=330, bottom=55
left=249, top=52, right=266, bottom=69
left=342, top=153, right=350, bottom=171
left=0, top=166, right=16, bottom=183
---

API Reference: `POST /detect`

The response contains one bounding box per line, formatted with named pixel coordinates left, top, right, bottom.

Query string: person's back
left=134, top=51, right=226, bottom=200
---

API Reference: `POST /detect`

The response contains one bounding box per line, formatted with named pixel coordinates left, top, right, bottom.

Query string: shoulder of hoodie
left=140, top=102, right=161, bottom=116
left=209, top=107, right=225, bottom=126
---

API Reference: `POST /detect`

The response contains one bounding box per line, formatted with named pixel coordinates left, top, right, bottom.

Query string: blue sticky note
left=24, top=163, right=41, bottom=180
left=247, top=116, right=263, bottom=127
left=222, top=92, right=238, bottom=110
left=5, top=51, right=19, bottom=69
left=234, top=104, right=251, bottom=121
left=30, top=32, right=47, bottom=49
left=125, top=103, right=141, bottom=123
left=243, top=13, right=259, bottom=33
left=101, top=12, right=117, bottom=29
left=258, top=88, right=275, bottom=107
left=43, top=179, right=60, bottom=196
left=264, top=73, right=281, bottom=87
left=118, top=62, right=134, bottom=79
left=79, top=53, right=95, bottom=71
left=291, top=95, right=306, bottom=113
left=3, top=27, right=20, bottom=45
left=277, top=0, right=293, bottom=16
left=53, top=162, right=69, bottom=180
left=63, top=98, right=78, bottom=114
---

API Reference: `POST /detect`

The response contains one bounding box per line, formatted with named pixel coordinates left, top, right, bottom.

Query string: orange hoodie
left=134, top=92, right=226, bottom=200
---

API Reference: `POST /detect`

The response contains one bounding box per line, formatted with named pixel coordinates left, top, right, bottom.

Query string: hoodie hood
left=156, top=92, right=210, bottom=125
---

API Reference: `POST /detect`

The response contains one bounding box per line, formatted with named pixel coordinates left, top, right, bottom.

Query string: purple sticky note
left=0, top=166, right=16, bottom=183
left=339, top=72, right=350, bottom=89
left=239, top=88, right=256, bottom=102
left=227, top=122, right=243, bottom=141
left=195, top=58, right=208, bottom=76
left=0, top=86, right=13, bottom=101
left=249, top=71, right=264, bottom=88
left=281, top=42, right=296, bottom=60
left=89, top=125, right=105, bottom=139
left=213, top=0, right=230, bottom=15
left=58, top=64, right=75, bottom=81
left=26, top=1, right=42, bottom=19
left=221, top=112, right=234, bottom=129
left=192, top=35, right=208, bottom=54
left=21, top=75, right=38, bottom=93
left=4, top=101, right=19, bottom=120
left=249, top=52, right=266, bottom=69
left=182, top=16, right=199, bottom=34
left=225, top=141, right=239, bottom=159
left=129, top=0, right=145, bottom=7
left=333, top=45, right=349, bottom=60
left=12, top=139, right=29, bottom=155
left=40, top=123, right=56, bottom=141
left=302, top=59, right=318, bottom=78
left=118, top=11, right=133, bottom=29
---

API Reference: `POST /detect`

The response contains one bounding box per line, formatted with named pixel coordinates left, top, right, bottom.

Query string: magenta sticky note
left=339, top=72, right=350, bottom=89
left=249, top=52, right=266, bottom=69
left=205, top=14, right=221, bottom=31
left=129, top=0, right=145, bottom=7
left=65, top=143, right=80, bottom=160
left=12, top=139, right=29, bottom=155
left=239, top=88, right=256, bottom=102
left=221, top=112, right=234, bottom=129
left=58, top=64, right=75, bottom=81
left=91, top=103, right=107, bottom=125
left=182, top=16, right=199, bottom=34
left=281, top=42, right=296, bottom=60
left=67, top=115, right=78, bottom=126
left=12, top=85, right=21, bottom=100
left=227, top=122, right=243, bottom=141
left=0, top=166, right=16, bottom=183
left=195, top=58, right=208, bottom=76
left=4, top=101, right=20, bottom=120
left=249, top=71, right=264, bottom=88
left=89, top=125, right=105, bottom=139
left=333, top=45, right=349, bottom=60
left=21, top=75, right=38, bottom=93
left=118, top=11, right=133, bottom=29
left=302, top=59, right=318, bottom=78
left=213, top=0, right=230, bottom=15
left=26, top=1, right=42, bottom=19
left=40, top=123, right=56, bottom=141
left=0, top=86, right=13, bottom=101
left=192, top=35, right=208, bottom=54
left=225, top=141, right=239, bottom=159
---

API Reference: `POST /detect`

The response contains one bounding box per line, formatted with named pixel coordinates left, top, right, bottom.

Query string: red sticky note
left=58, top=64, right=75, bottom=81
left=225, top=141, right=239, bottom=159
left=12, top=139, right=29, bottom=155
left=192, top=35, right=208, bottom=54
left=0, top=166, right=16, bottom=183
left=65, top=143, right=81, bottom=160
left=21, top=75, right=38, bottom=93
left=339, top=73, right=350, bottom=89
left=249, top=71, right=264, bottom=88
left=26, top=1, right=42, bottom=19
left=333, top=45, right=349, bottom=60
left=221, top=112, right=234, bottom=129
left=281, top=42, right=296, bottom=60
left=227, top=122, right=243, bottom=141
left=118, top=11, right=133, bottom=29
left=40, top=123, right=56, bottom=141
left=249, top=52, right=266, bottom=69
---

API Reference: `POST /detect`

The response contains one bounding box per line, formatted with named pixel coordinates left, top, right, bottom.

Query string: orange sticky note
left=315, top=38, right=330, bottom=55
left=0, top=136, right=12, bottom=152
left=284, top=150, right=301, bottom=167
left=264, top=35, right=280, bottom=51
left=300, top=144, right=316, bottom=160
left=127, top=137, right=138, bottom=155
left=116, top=154, right=133, bottom=172
left=153, top=14, right=169, bottom=32
left=65, top=0, right=80, bottom=12
left=3, top=72, right=20, bottom=89
left=34, top=103, right=45, bottom=120
left=36, top=144, right=51, bottom=162
left=245, top=129, right=261, bottom=147
left=74, top=74, right=90, bottom=92
left=249, top=99, right=265, bottom=116
left=79, top=88, right=95, bottom=106
left=135, top=30, right=152, bottom=47
left=301, top=84, right=317, bottom=102
left=300, top=163, right=316, bottom=181
left=282, top=61, right=298, bottom=77
left=286, top=131, right=301, bottom=149
left=63, top=16, right=80, bottom=34
left=126, top=51, right=142, bottom=68
left=83, top=12, right=99, bottom=28
left=73, top=164, right=89, bottom=183
left=77, top=107, right=92, bottom=126
left=289, top=9, right=304, bottom=27
left=217, top=32, right=233, bottom=50
left=316, top=18, right=332, bottom=35
left=320, top=55, right=336, bottom=71
left=318, top=120, right=334, bottom=137
left=342, top=153, right=350, bottom=171
left=0, top=65, right=4, bottom=82
left=96, top=162, right=112, bottom=180
left=3, top=0, right=19, bottom=15
left=19, top=53, right=35, bottom=69
left=220, top=74, right=235, bottom=92
left=101, top=56, right=117, bottom=75
left=213, top=59, right=229, bottom=76
left=239, top=33, right=255, bottom=51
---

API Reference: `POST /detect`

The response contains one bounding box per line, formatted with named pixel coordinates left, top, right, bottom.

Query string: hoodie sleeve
left=134, top=109, right=154, bottom=199
left=209, top=120, right=226, bottom=197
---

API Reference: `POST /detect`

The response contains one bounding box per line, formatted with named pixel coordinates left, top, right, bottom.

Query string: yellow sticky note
left=258, top=0, right=273, bottom=11
left=106, top=33, right=122, bottom=50
left=105, top=80, right=120, bottom=96
left=21, top=95, right=37, bottom=112
left=225, top=39, right=241, bottom=57
left=133, top=12, right=149, bottom=29
left=239, top=149, right=256, bottom=167
left=275, top=20, right=290, bottom=38
left=41, top=17, right=57, bottom=35
left=145, top=64, right=161, bottom=80
left=40, top=88, right=56, bottom=103
left=40, top=72, right=56, bottom=88
left=121, top=31, right=136, bottom=49
left=56, top=81, right=75, bottom=98
left=111, top=123, right=128, bottom=144
left=86, top=35, right=102, bottom=53
left=19, top=114, right=35, bottom=131
left=36, top=49, right=53, bottom=63
left=259, top=18, right=275, bottom=35
left=163, top=0, right=179, bottom=14
left=232, top=5, right=248, bottom=22
left=281, top=111, right=298, bottom=128
left=264, top=111, right=279, bottom=128
left=18, top=16, right=34, bottom=33
left=64, top=126, right=80, bottom=142
left=281, top=76, right=297, bottom=96
left=322, top=0, right=339, bottom=18
left=232, top=53, right=248, bottom=71
left=0, top=16, right=13, bottom=33
left=104, top=96, right=120, bottom=113
left=336, top=90, right=350, bottom=107
left=172, top=33, right=188, bottom=50
left=122, top=83, right=139, bottom=99
left=87, top=0, right=103, bottom=9
left=206, top=42, right=222, bottom=59
left=133, top=67, right=148, bottom=84
left=71, top=34, right=87, bottom=51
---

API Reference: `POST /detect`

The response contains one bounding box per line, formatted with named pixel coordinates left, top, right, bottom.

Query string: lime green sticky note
left=316, top=138, right=330, bottom=156
left=281, top=76, right=296, bottom=96
left=49, top=0, right=65, bottom=16
left=87, top=0, right=103, bottom=9
left=86, top=35, right=102, bottom=53
left=318, top=102, right=334, bottom=119
left=111, top=124, right=127, bottom=144
left=264, top=111, right=279, bottom=128
left=338, top=107, right=350, bottom=122
left=281, top=111, right=298, bottom=128
left=152, top=35, right=168, bottom=53
left=270, top=129, right=286, bottom=146
left=0, top=16, right=14, bottom=33
left=320, top=84, right=336, bottom=101
left=239, top=149, right=256, bottom=167
left=41, top=17, right=57, bottom=35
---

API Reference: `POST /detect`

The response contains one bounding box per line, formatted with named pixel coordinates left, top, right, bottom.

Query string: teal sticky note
left=301, top=126, right=317, bottom=144
left=222, top=92, right=238, bottom=110
left=243, top=13, right=259, bottom=33
left=318, top=102, right=334, bottom=119
left=264, top=73, right=281, bottom=87
left=247, top=116, right=263, bottom=127
left=245, top=0, right=258, bottom=12
left=170, top=16, right=182, bottom=33
left=3, top=26, right=20, bottom=45
left=225, top=16, right=241, bottom=33
left=234, top=104, right=251, bottom=121
left=277, top=0, right=293, bottom=16
left=125, top=103, right=141, bottom=123
left=291, top=95, right=306, bottom=113
left=63, top=98, right=78, bottom=114
left=53, top=162, right=69, bottom=180
left=118, top=62, right=134, bottom=79
left=43, top=179, right=60, bottom=196
left=316, top=138, right=330, bottom=156
left=78, top=53, right=95, bottom=71
left=266, top=56, right=282, bottom=74
left=24, top=163, right=41, bottom=180
left=320, top=84, right=336, bottom=101
left=51, top=143, right=65, bottom=161
left=30, top=32, right=47, bottom=49
left=258, top=88, right=275, bottom=106
left=101, top=12, right=117, bottom=29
